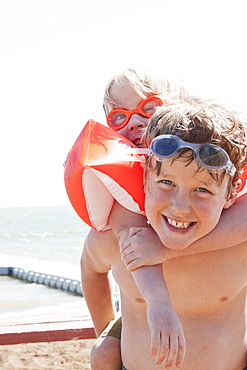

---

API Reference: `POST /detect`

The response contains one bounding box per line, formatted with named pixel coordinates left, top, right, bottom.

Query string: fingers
left=119, top=226, right=149, bottom=269
left=121, top=248, right=145, bottom=270
left=120, top=244, right=132, bottom=258
left=175, top=334, right=186, bottom=368
left=126, top=259, right=141, bottom=271
left=119, top=239, right=130, bottom=254
left=150, top=333, right=186, bottom=369
left=162, top=335, right=186, bottom=369
left=121, top=253, right=143, bottom=271
left=151, top=333, right=169, bottom=366
left=120, top=245, right=134, bottom=263
left=120, top=242, right=141, bottom=265
left=120, top=229, right=140, bottom=251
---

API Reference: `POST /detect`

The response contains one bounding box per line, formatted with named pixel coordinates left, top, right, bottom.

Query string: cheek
left=116, top=127, right=128, bottom=137
left=197, top=200, right=223, bottom=228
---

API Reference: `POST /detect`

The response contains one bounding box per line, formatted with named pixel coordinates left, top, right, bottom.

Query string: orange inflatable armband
left=64, top=120, right=145, bottom=231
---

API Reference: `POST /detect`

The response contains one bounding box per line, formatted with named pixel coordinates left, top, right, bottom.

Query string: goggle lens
left=107, top=96, right=163, bottom=130
left=198, top=146, right=227, bottom=167
left=151, top=137, right=178, bottom=157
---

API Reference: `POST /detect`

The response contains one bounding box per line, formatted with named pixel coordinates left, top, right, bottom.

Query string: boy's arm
left=122, top=194, right=247, bottom=270
left=81, top=230, right=116, bottom=337
left=109, top=202, right=186, bottom=368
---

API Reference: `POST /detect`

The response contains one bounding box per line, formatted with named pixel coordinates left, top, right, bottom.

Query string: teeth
left=167, top=217, right=192, bottom=229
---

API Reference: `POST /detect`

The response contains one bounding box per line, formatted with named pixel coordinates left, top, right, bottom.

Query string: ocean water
left=0, top=206, right=91, bottom=316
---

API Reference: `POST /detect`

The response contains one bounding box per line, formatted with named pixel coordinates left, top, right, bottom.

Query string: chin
left=160, top=237, right=192, bottom=250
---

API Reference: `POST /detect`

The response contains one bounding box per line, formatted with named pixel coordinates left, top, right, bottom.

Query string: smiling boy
left=144, top=137, right=236, bottom=250
left=81, top=97, right=247, bottom=369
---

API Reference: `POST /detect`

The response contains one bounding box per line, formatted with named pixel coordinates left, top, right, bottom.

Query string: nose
left=170, top=192, right=191, bottom=217
left=127, top=114, right=148, bottom=131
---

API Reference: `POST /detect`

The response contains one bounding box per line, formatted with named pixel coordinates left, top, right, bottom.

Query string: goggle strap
left=125, top=148, right=149, bottom=155
left=117, top=154, right=146, bottom=163
left=113, top=148, right=147, bottom=163
left=123, top=143, right=236, bottom=176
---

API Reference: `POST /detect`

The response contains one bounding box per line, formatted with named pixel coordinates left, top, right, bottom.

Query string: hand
left=147, top=301, right=186, bottom=368
left=120, top=227, right=167, bottom=270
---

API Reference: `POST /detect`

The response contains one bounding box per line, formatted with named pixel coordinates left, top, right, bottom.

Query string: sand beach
left=0, top=339, right=96, bottom=370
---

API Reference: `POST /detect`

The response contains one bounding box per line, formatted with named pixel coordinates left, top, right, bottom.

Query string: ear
left=223, top=182, right=238, bottom=209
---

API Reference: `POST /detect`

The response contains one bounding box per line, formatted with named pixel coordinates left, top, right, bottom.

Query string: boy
left=81, top=97, right=247, bottom=369
left=80, top=67, right=247, bottom=369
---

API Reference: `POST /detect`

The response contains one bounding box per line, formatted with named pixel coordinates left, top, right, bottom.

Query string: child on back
left=81, top=97, right=247, bottom=369
left=68, top=66, right=247, bottom=369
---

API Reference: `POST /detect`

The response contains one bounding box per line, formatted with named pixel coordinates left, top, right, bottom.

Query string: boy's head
left=143, top=97, right=247, bottom=250
left=103, top=66, right=188, bottom=146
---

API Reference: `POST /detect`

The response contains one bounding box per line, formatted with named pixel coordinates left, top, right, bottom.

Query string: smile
left=166, top=217, right=194, bottom=229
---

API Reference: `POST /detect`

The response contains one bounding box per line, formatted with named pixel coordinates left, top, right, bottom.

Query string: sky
left=1, top=0, right=247, bottom=207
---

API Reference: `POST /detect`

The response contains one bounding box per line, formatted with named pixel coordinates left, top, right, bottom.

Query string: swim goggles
left=107, top=95, right=163, bottom=130
left=134, top=135, right=236, bottom=176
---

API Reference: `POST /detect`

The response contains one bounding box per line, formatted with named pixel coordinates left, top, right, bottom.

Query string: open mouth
left=132, top=138, right=142, bottom=147
left=166, top=217, right=194, bottom=229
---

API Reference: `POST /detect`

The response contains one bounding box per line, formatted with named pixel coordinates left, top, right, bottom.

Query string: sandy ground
left=0, top=339, right=96, bottom=370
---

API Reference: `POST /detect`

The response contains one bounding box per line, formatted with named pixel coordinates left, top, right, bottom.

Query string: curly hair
left=142, top=97, right=247, bottom=182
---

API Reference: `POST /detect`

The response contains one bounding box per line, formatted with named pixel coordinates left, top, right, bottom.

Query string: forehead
left=109, top=81, right=144, bottom=110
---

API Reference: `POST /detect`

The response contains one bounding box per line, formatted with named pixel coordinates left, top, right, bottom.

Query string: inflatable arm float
left=64, top=120, right=145, bottom=231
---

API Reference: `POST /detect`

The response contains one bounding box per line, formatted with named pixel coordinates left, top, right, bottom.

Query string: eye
left=115, top=113, right=126, bottom=121
left=159, top=179, right=174, bottom=186
left=142, top=99, right=162, bottom=115
left=109, top=112, right=126, bottom=124
left=144, top=106, right=156, bottom=114
left=196, top=187, right=211, bottom=194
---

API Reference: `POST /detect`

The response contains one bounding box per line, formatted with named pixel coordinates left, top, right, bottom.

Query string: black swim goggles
left=132, top=135, right=236, bottom=177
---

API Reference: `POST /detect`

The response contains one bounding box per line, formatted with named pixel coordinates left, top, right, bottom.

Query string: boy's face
left=109, top=82, right=149, bottom=146
left=144, top=155, right=236, bottom=250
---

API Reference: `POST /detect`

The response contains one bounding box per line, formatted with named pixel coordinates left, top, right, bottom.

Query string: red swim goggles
left=106, top=95, right=164, bottom=130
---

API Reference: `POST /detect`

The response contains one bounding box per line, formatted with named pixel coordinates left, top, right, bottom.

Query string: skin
left=144, top=155, right=235, bottom=250
left=82, top=155, right=247, bottom=369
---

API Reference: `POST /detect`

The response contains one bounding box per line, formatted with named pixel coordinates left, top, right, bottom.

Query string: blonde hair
left=103, top=65, right=188, bottom=115
left=143, top=97, right=247, bottom=181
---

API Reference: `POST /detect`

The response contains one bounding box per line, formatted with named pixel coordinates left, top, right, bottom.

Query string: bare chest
left=113, top=242, right=247, bottom=315
left=164, top=242, right=247, bottom=314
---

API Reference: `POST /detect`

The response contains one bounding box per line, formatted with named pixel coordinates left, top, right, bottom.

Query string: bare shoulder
left=81, top=228, right=119, bottom=273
